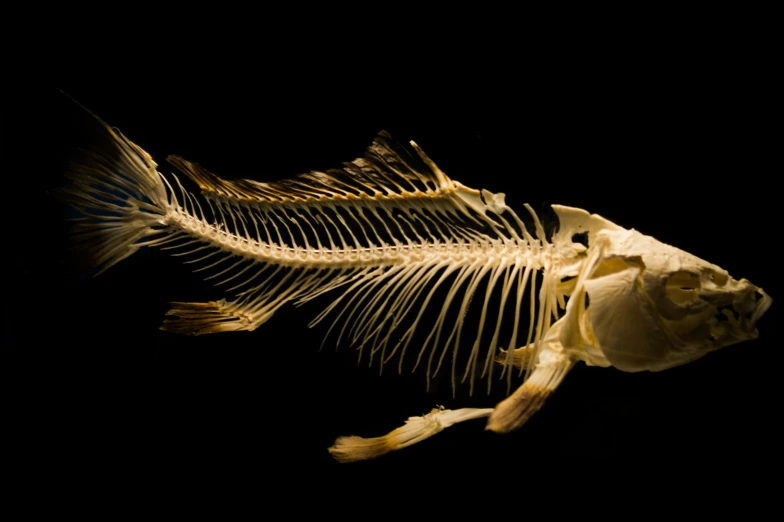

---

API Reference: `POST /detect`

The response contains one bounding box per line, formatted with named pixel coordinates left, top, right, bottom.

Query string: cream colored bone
left=329, top=204, right=772, bottom=446
left=58, top=111, right=771, bottom=462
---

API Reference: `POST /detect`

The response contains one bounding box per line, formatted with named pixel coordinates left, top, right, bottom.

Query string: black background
left=5, top=47, right=779, bottom=490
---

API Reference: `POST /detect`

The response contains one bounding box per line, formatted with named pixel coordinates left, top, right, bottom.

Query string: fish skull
left=552, top=205, right=772, bottom=372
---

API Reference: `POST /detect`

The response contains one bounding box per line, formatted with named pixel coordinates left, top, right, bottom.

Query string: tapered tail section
left=56, top=108, right=172, bottom=275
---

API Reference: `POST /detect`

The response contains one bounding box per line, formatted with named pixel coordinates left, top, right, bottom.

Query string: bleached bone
left=329, top=406, right=494, bottom=463
left=58, top=106, right=772, bottom=463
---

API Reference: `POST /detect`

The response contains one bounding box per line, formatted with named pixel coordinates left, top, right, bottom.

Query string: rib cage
left=62, top=119, right=569, bottom=396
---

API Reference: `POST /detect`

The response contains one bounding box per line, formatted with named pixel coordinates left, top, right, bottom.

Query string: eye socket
left=666, top=271, right=700, bottom=305
left=667, top=271, right=700, bottom=290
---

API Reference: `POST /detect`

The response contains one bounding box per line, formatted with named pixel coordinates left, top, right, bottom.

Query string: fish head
left=552, top=206, right=772, bottom=372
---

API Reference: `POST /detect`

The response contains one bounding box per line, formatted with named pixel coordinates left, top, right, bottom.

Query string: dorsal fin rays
left=409, top=139, right=451, bottom=190
left=167, top=131, right=453, bottom=204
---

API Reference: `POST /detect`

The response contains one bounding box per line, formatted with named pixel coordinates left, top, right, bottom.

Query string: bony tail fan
left=56, top=101, right=772, bottom=463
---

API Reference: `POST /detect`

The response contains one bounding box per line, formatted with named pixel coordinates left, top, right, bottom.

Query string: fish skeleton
left=56, top=105, right=772, bottom=463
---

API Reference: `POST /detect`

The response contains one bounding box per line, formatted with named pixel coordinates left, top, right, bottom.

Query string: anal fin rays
left=161, top=300, right=257, bottom=335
